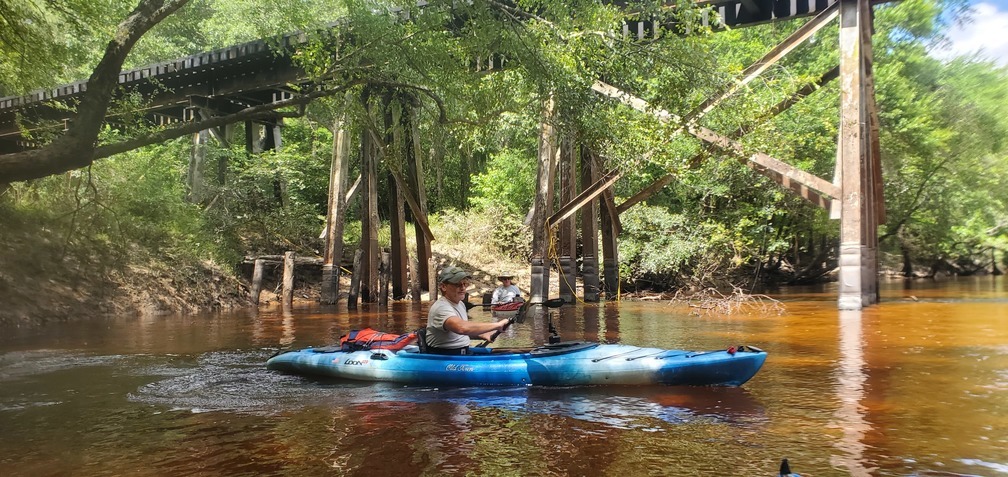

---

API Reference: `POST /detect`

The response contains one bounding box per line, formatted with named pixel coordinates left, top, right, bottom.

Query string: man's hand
left=476, top=330, right=496, bottom=342
left=478, top=318, right=512, bottom=343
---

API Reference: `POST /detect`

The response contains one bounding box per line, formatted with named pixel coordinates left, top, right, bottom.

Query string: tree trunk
left=0, top=0, right=191, bottom=182
left=900, top=242, right=913, bottom=278
left=282, top=251, right=295, bottom=307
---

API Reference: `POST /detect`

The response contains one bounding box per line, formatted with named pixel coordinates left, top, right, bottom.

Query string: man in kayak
left=425, top=266, right=512, bottom=355
left=491, top=273, right=524, bottom=307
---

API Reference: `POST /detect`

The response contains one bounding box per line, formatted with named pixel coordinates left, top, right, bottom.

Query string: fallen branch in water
left=670, top=286, right=785, bottom=316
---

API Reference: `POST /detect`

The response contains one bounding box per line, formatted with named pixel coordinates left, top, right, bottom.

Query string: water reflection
left=280, top=307, right=295, bottom=346
left=3, top=277, right=1008, bottom=476
left=582, top=304, right=600, bottom=342
left=830, top=310, right=874, bottom=476
left=603, top=302, right=621, bottom=343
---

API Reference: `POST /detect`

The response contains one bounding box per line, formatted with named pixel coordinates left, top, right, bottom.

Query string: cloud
left=935, top=2, right=1008, bottom=66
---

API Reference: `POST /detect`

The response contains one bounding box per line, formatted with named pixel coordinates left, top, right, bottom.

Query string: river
left=1, top=277, right=1006, bottom=476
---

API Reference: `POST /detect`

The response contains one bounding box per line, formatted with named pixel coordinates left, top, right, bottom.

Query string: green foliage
left=0, top=0, right=129, bottom=95
left=0, top=135, right=235, bottom=266
left=428, top=207, right=531, bottom=261
left=198, top=120, right=333, bottom=256
left=617, top=205, right=743, bottom=290
left=127, top=0, right=348, bottom=68
left=870, top=1, right=1008, bottom=272
left=469, top=148, right=537, bottom=215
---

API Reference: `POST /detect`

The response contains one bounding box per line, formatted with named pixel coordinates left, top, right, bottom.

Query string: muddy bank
left=0, top=217, right=248, bottom=326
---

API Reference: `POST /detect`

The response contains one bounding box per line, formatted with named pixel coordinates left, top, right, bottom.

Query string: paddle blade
left=779, top=459, right=793, bottom=476
left=543, top=298, right=565, bottom=308
left=514, top=302, right=530, bottom=324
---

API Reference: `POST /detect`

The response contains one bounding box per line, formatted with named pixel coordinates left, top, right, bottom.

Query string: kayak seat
left=415, top=327, right=429, bottom=354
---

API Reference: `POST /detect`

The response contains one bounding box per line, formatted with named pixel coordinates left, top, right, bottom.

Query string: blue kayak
left=266, top=341, right=767, bottom=387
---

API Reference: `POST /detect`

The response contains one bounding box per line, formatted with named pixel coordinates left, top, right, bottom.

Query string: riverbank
left=0, top=210, right=248, bottom=326
left=3, top=200, right=973, bottom=327
left=0, top=204, right=536, bottom=326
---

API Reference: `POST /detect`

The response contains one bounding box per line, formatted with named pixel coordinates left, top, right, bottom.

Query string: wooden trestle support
left=529, top=0, right=882, bottom=309
left=320, top=90, right=435, bottom=307
left=835, top=0, right=883, bottom=309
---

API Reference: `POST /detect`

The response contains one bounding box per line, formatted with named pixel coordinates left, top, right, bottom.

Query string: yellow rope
left=544, top=210, right=622, bottom=302
left=545, top=223, right=592, bottom=305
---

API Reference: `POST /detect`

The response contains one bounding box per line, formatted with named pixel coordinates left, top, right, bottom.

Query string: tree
left=0, top=0, right=728, bottom=184
left=0, top=0, right=191, bottom=182
left=870, top=0, right=1008, bottom=275
left=0, top=0, right=355, bottom=183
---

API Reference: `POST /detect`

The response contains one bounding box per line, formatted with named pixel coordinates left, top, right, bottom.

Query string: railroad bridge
left=0, top=0, right=883, bottom=309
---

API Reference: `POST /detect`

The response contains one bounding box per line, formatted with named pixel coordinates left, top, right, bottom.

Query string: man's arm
left=443, top=316, right=510, bottom=338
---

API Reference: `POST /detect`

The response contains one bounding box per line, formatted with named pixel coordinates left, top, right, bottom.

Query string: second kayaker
left=491, top=273, right=524, bottom=306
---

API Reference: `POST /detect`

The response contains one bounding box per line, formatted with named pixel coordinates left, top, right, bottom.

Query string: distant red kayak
left=490, top=301, right=524, bottom=312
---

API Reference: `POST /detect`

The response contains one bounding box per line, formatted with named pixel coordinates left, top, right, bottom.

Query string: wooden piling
left=558, top=138, right=577, bottom=303
left=410, top=255, right=421, bottom=301
left=348, top=249, right=362, bottom=309
left=530, top=98, right=557, bottom=303
left=250, top=258, right=265, bottom=305
left=244, top=120, right=255, bottom=153
left=282, top=251, right=295, bottom=307
left=837, top=0, right=880, bottom=310
left=379, top=250, right=391, bottom=306
left=428, top=256, right=439, bottom=301
left=389, top=102, right=408, bottom=300
left=600, top=189, right=620, bottom=298
left=580, top=149, right=600, bottom=302
left=187, top=129, right=209, bottom=203
left=321, top=96, right=353, bottom=305
left=530, top=258, right=548, bottom=305
left=407, top=106, right=432, bottom=293
left=359, top=95, right=380, bottom=303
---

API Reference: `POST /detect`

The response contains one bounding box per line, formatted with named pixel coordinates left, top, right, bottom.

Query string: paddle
left=462, top=292, right=478, bottom=311
left=476, top=298, right=565, bottom=348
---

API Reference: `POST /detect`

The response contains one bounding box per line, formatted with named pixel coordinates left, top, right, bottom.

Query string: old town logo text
left=445, top=364, right=474, bottom=372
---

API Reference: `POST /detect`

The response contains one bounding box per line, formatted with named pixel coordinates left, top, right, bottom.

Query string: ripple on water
left=958, top=459, right=1008, bottom=475
left=0, top=350, right=129, bottom=379
left=0, top=350, right=131, bottom=413
left=128, top=349, right=340, bottom=414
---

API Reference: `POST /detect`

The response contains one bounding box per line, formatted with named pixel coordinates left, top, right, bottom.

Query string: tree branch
left=0, top=0, right=190, bottom=183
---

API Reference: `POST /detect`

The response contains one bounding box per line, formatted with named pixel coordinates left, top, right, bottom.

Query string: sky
left=934, top=1, right=1008, bottom=67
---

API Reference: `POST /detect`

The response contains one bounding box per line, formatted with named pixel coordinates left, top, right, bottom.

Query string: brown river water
left=1, top=277, right=1006, bottom=476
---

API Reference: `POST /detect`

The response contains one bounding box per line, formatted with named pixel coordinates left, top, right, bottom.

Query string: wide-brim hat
left=437, top=266, right=472, bottom=284
left=497, top=274, right=514, bottom=281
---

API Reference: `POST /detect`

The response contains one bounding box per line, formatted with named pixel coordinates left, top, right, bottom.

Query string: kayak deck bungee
left=266, top=341, right=767, bottom=387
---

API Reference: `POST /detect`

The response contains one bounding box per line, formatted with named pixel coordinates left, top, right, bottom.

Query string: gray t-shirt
left=426, top=296, right=470, bottom=349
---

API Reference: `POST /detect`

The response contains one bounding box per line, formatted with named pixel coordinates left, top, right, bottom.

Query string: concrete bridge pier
left=837, top=0, right=882, bottom=310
